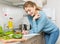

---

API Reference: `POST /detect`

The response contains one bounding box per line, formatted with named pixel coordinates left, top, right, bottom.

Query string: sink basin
left=23, top=34, right=40, bottom=36
left=23, top=34, right=40, bottom=39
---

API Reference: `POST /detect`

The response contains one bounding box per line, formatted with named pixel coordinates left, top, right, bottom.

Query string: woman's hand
left=22, top=30, right=29, bottom=35
left=33, top=14, right=40, bottom=21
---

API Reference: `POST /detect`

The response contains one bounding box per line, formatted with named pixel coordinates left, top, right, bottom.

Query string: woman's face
left=25, top=6, right=36, bottom=16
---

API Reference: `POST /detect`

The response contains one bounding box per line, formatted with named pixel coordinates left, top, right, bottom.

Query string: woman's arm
left=28, top=11, right=47, bottom=34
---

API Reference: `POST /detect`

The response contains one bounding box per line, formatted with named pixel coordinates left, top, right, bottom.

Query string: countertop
left=0, top=34, right=40, bottom=44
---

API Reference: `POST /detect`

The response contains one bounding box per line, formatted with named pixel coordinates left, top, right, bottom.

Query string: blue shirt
left=27, top=11, right=58, bottom=34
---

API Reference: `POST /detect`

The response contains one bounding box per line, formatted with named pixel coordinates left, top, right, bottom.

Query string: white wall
left=0, top=4, right=29, bottom=29
left=46, top=0, right=60, bottom=44
left=46, top=0, right=60, bottom=28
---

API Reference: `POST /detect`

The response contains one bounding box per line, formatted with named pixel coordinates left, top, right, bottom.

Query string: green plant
left=4, top=31, right=14, bottom=35
left=2, top=36, right=11, bottom=40
left=12, top=34, right=23, bottom=39
left=0, top=26, right=4, bottom=34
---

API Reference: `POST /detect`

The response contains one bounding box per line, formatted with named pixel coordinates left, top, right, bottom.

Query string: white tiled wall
left=0, top=4, right=29, bottom=29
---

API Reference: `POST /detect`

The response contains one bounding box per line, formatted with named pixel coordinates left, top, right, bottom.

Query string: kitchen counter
left=0, top=33, right=45, bottom=44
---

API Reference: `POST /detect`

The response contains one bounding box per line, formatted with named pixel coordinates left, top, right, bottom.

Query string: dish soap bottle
left=8, top=17, right=14, bottom=32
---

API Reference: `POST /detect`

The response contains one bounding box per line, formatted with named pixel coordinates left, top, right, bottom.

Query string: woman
left=23, top=1, right=59, bottom=44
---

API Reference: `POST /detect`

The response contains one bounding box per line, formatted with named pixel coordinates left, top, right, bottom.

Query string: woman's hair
left=23, top=1, right=42, bottom=10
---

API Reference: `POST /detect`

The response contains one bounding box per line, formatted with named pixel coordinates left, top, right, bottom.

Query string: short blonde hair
left=23, top=1, right=42, bottom=10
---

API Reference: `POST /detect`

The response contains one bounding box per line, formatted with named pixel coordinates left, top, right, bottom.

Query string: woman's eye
left=26, top=11, right=28, bottom=13
left=25, top=9, right=31, bottom=13
left=28, top=10, right=31, bottom=12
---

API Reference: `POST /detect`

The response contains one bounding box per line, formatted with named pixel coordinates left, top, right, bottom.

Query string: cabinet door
left=21, top=34, right=45, bottom=44
left=30, top=35, right=42, bottom=44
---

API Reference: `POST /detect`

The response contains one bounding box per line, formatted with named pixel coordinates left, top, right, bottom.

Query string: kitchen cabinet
left=21, top=35, right=42, bottom=44
left=21, top=33, right=45, bottom=44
